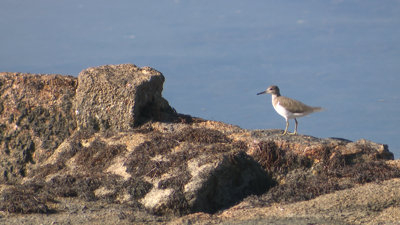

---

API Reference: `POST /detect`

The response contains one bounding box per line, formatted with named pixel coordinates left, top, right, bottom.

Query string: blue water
left=1, top=1, right=399, bottom=157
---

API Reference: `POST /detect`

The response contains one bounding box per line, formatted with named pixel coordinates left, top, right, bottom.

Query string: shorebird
left=257, top=85, right=323, bottom=135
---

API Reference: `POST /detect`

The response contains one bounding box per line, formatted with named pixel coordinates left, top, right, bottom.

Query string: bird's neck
left=271, top=93, right=280, bottom=101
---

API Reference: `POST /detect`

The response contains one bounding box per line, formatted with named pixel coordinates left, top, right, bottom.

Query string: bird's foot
left=282, top=131, right=297, bottom=135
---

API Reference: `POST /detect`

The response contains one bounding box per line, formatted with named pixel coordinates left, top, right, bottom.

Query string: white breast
left=274, top=102, right=293, bottom=120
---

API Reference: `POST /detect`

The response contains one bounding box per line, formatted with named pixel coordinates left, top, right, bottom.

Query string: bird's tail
left=313, top=107, right=325, bottom=112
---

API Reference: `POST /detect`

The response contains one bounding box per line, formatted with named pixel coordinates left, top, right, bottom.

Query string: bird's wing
left=278, top=96, right=314, bottom=113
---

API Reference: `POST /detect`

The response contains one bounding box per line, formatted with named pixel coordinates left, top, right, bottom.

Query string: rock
left=343, top=139, right=393, bottom=161
left=0, top=64, right=399, bottom=224
left=26, top=124, right=271, bottom=216
left=172, top=178, right=400, bottom=225
left=0, top=72, right=77, bottom=183
left=74, top=64, right=175, bottom=131
left=0, top=64, right=179, bottom=183
left=250, top=129, right=394, bottom=161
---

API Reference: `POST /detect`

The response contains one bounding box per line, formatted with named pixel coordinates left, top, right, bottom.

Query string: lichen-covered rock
left=73, top=64, right=175, bottom=131
left=251, top=129, right=394, bottom=161
left=0, top=72, right=77, bottom=183
left=182, top=151, right=271, bottom=214
left=7, top=124, right=271, bottom=216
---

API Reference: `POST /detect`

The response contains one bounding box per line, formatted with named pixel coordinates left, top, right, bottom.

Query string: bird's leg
left=282, top=120, right=289, bottom=135
left=291, top=118, right=298, bottom=135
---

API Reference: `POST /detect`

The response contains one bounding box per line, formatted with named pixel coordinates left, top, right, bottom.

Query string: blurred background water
left=1, top=0, right=399, bottom=157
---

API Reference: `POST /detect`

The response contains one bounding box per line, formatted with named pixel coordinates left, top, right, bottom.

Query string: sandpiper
left=257, top=85, right=323, bottom=135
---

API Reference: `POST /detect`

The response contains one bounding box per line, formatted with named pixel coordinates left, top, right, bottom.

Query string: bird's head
left=257, top=85, right=280, bottom=96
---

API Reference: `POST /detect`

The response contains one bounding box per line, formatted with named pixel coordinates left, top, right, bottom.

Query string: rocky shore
left=0, top=64, right=399, bottom=224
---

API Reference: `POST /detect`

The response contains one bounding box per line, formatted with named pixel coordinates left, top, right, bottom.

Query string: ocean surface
left=1, top=0, right=399, bottom=157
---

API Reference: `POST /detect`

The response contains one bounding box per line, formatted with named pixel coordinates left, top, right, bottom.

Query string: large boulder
left=74, top=64, right=175, bottom=131
left=0, top=72, right=77, bottom=183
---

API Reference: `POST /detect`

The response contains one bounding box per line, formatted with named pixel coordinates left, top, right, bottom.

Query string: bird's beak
left=257, top=91, right=267, bottom=95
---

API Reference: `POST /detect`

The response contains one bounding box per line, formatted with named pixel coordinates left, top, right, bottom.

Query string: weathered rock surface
left=0, top=64, right=399, bottom=224
left=74, top=64, right=175, bottom=131
left=0, top=72, right=77, bottom=183
left=170, top=177, right=400, bottom=225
